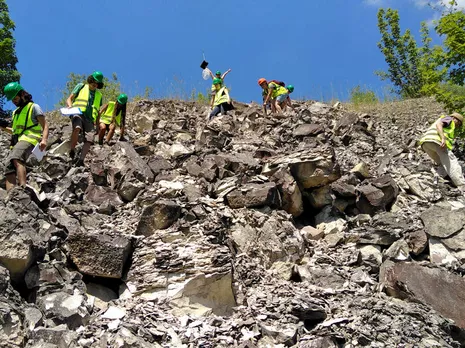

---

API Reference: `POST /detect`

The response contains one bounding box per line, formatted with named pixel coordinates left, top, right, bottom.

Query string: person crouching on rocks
left=1, top=82, right=49, bottom=191
left=263, top=80, right=290, bottom=115
left=66, top=71, right=104, bottom=166
left=279, top=85, right=295, bottom=112
left=209, top=78, right=233, bottom=120
left=96, top=93, right=128, bottom=144
left=419, top=112, right=465, bottom=191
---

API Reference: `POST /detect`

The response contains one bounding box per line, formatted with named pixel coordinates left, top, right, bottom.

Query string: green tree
left=376, top=8, right=437, bottom=98
left=57, top=72, right=121, bottom=107
left=0, top=0, right=20, bottom=116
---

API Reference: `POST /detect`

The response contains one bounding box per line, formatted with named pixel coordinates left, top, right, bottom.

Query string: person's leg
left=5, top=173, right=16, bottom=191
left=13, top=160, right=27, bottom=186
left=70, top=116, right=83, bottom=158
left=98, top=122, right=107, bottom=145
left=79, top=118, right=95, bottom=163
left=422, top=142, right=442, bottom=165
left=119, top=125, right=125, bottom=141
left=106, top=124, right=116, bottom=142
left=433, top=143, right=465, bottom=187
left=4, top=141, right=33, bottom=189
left=220, top=103, right=226, bottom=115
left=209, top=106, right=221, bottom=120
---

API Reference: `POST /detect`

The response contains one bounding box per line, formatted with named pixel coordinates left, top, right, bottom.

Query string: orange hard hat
left=258, top=78, right=267, bottom=86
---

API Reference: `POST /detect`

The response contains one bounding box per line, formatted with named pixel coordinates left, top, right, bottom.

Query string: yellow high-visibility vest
left=12, top=102, right=42, bottom=146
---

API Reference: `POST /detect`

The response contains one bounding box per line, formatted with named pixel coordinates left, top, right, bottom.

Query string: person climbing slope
left=96, top=93, right=128, bottom=144
left=258, top=78, right=289, bottom=115
left=209, top=78, right=233, bottom=120
left=419, top=112, right=465, bottom=191
left=1, top=82, right=49, bottom=191
left=66, top=71, right=104, bottom=166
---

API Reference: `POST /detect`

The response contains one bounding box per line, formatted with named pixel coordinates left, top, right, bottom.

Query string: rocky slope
left=1, top=97, right=465, bottom=347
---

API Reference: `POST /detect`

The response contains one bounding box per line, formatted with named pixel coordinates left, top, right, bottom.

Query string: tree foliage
left=0, top=0, right=20, bottom=116
left=376, top=8, right=429, bottom=98
left=57, top=72, right=122, bottom=107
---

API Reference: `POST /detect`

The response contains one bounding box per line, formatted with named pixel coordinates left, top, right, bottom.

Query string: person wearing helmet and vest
left=96, top=93, right=128, bottom=144
left=208, top=68, right=232, bottom=86
left=1, top=82, right=49, bottom=191
left=419, top=112, right=465, bottom=191
left=66, top=71, right=104, bottom=166
left=280, top=85, right=295, bottom=112
left=264, top=80, right=289, bottom=115
left=209, top=78, right=233, bottom=120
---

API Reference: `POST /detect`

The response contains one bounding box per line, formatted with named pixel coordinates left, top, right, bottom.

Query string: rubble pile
left=1, top=97, right=465, bottom=347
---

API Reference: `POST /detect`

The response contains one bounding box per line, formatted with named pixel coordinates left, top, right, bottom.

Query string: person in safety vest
left=1, top=82, right=49, bottom=191
left=262, top=79, right=289, bottom=115
left=280, top=85, right=295, bottom=112
left=419, top=112, right=465, bottom=190
left=208, top=69, right=232, bottom=85
left=209, top=78, right=233, bottom=120
left=66, top=71, right=104, bottom=166
left=96, top=93, right=128, bottom=145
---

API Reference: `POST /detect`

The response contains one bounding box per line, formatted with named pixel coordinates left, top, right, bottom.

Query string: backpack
left=270, top=80, right=285, bottom=87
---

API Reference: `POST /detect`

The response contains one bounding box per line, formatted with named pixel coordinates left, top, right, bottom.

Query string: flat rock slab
left=381, top=261, right=465, bottom=328
left=67, top=231, right=132, bottom=279
left=293, top=124, right=324, bottom=137
left=421, top=206, right=465, bottom=238
left=227, top=182, right=280, bottom=209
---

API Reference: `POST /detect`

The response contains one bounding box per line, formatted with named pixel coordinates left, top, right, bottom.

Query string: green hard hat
left=117, top=93, right=128, bottom=105
left=4, top=82, right=23, bottom=101
left=216, top=70, right=221, bottom=75
left=287, top=85, right=294, bottom=93
left=213, top=78, right=222, bottom=85
left=92, top=71, right=104, bottom=83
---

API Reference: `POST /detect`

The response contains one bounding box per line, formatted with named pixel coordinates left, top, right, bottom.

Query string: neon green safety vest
left=100, top=101, right=122, bottom=126
left=213, top=86, right=231, bottom=106
left=12, top=102, right=42, bottom=146
left=72, top=84, right=102, bottom=121
left=419, top=115, right=456, bottom=150
left=268, top=82, right=288, bottom=99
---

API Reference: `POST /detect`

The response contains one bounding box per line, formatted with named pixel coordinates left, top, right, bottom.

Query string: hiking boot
left=69, top=149, right=75, bottom=160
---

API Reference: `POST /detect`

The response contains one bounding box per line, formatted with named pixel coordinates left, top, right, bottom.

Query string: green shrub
left=350, top=86, right=379, bottom=105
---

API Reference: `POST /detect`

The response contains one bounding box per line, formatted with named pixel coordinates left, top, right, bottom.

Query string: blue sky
left=5, top=0, right=456, bottom=110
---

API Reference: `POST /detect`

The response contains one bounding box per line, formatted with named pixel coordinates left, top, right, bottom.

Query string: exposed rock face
left=381, top=261, right=465, bottom=329
left=1, top=97, right=465, bottom=347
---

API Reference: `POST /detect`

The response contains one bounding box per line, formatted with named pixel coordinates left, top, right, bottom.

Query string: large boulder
left=263, top=147, right=341, bottom=189
left=381, top=261, right=465, bottom=328
left=355, top=175, right=399, bottom=215
left=136, top=200, right=181, bottom=236
left=226, top=182, right=281, bottom=209
left=66, top=231, right=132, bottom=278
left=420, top=205, right=465, bottom=239
left=0, top=189, right=47, bottom=281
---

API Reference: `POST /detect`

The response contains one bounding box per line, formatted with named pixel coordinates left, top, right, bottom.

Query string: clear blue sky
left=7, top=0, right=443, bottom=110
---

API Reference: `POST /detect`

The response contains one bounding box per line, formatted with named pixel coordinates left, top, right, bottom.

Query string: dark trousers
left=209, top=104, right=226, bottom=120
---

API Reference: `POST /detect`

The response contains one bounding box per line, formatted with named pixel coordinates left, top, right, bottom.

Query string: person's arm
left=66, top=94, right=75, bottom=108
left=96, top=103, right=108, bottom=126
left=264, top=89, right=273, bottom=105
left=37, top=115, right=49, bottom=151
left=436, top=121, right=447, bottom=148
left=221, top=69, right=231, bottom=80
left=206, top=68, right=214, bottom=79
left=210, top=94, right=215, bottom=108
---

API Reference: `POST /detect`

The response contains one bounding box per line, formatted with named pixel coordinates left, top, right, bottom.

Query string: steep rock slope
left=1, top=97, right=465, bottom=347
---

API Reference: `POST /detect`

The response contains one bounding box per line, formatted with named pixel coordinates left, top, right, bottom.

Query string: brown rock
left=67, top=231, right=132, bottom=279
left=381, top=261, right=465, bottom=328
left=407, top=230, right=428, bottom=255
left=136, top=200, right=181, bottom=236
left=226, top=182, right=280, bottom=209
